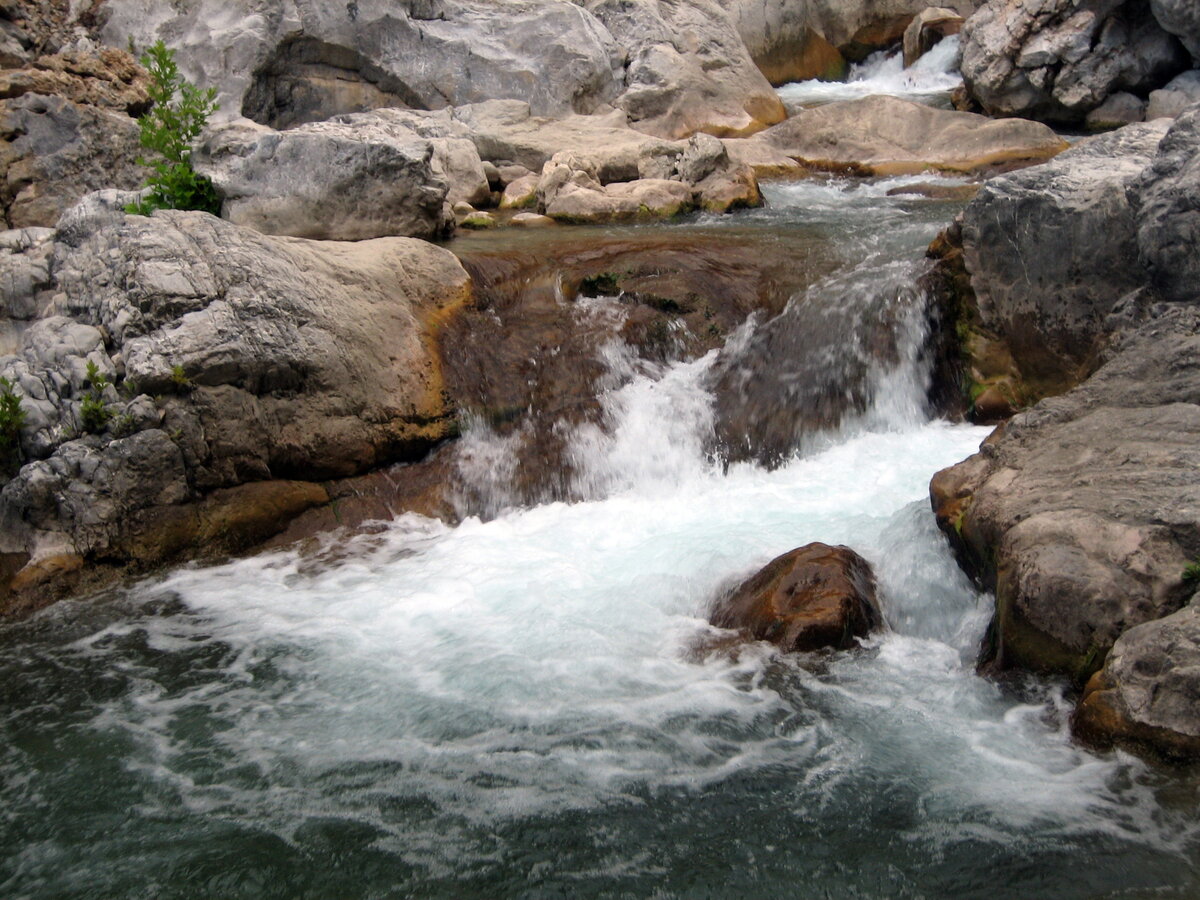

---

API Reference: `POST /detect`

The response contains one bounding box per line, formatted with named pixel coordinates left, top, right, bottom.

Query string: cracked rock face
left=960, top=0, right=1190, bottom=123
left=1, top=193, right=472, bottom=605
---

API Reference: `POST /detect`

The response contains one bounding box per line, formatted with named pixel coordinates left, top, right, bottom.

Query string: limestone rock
left=1129, top=106, right=1200, bottom=304
left=1147, top=70, right=1200, bottom=119
left=499, top=174, right=539, bottom=210
left=101, top=0, right=625, bottom=125
left=1074, top=602, right=1200, bottom=761
left=930, top=307, right=1200, bottom=681
left=757, top=95, right=1068, bottom=175
left=1151, top=0, right=1200, bottom=61
left=957, top=121, right=1170, bottom=399
left=709, top=543, right=880, bottom=653
left=586, top=0, right=785, bottom=138
left=1, top=200, right=473, bottom=605
left=960, top=0, right=1189, bottom=123
left=1084, top=91, right=1146, bottom=129
left=0, top=47, right=149, bottom=115
left=195, top=116, right=454, bottom=241
left=0, top=92, right=142, bottom=229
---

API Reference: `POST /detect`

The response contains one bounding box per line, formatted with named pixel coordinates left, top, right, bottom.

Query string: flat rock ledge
left=708, top=542, right=880, bottom=653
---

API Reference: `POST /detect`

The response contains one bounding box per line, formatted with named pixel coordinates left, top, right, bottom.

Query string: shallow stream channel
left=2, top=167, right=1198, bottom=898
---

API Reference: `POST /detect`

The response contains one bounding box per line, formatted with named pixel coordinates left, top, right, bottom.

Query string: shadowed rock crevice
left=241, top=35, right=426, bottom=130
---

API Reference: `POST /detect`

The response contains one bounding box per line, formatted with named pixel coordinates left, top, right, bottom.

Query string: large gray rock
left=585, top=0, right=785, bottom=138
left=195, top=115, right=457, bottom=241
left=101, top=0, right=624, bottom=125
left=1130, top=106, right=1200, bottom=305
left=1146, top=69, right=1200, bottom=119
left=961, top=0, right=1190, bottom=123
left=1075, top=601, right=1200, bottom=761
left=957, top=121, right=1170, bottom=398
left=931, top=306, right=1200, bottom=682
left=0, top=195, right=472, bottom=593
left=1152, top=0, right=1200, bottom=61
left=757, top=95, right=1068, bottom=175
left=0, top=93, right=142, bottom=228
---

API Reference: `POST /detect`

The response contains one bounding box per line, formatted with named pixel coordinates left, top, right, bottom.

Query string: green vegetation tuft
left=0, top=376, right=26, bottom=471
left=126, top=41, right=221, bottom=217
left=1183, top=560, right=1200, bottom=586
left=81, top=361, right=114, bottom=434
left=579, top=272, right=622, bottom=297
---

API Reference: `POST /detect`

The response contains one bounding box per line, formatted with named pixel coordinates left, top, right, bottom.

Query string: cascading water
left=778, top=35, right=964, bottom=112
left=2, top=176, right=1198, bottom=899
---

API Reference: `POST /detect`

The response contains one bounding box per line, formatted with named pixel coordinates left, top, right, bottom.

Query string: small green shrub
left=0, top=376, right=26, bottom=465
left=126, top=40, right=221, bottom=216
left=1183, top=561, right=1200, bottom=586
left=169, top=363, right=193, bottom=393
left=80, top=361, right=114, bottom=434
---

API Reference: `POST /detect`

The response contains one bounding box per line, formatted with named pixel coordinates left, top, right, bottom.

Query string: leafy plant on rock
left=0, top=376, right=26, bottom=471
left=126, top=40, right=221, bottom=216
left=80, top=361, right=114, bottom=434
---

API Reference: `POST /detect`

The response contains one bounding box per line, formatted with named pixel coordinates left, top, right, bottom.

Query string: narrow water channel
left=1, top=178, right=1197, bottom=899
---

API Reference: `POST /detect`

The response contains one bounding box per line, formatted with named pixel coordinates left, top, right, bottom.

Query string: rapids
left=2, top=175, right=1198, bottom=899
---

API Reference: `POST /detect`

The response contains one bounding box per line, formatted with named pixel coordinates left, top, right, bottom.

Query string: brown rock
left=0, top=48, right=150, bottom=115
left=709, top=543, right=880, bottom=652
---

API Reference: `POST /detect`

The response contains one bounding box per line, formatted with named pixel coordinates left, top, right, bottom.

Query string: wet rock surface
left=709, top=542, right=880, bottom=653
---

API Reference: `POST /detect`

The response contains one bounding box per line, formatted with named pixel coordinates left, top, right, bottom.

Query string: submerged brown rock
left=709, top=543, right=880, bottom=653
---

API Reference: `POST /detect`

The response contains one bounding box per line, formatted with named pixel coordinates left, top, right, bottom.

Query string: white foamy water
left=778, top=35, right=962, bottom=111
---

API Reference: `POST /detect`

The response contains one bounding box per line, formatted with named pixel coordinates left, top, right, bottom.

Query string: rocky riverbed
left=1, top=0, right=1200, bottom=893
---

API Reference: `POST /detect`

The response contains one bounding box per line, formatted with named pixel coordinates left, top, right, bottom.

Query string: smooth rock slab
left=757, top=95, right=1068, bottom=175
left=709, top=542, right=880, bottom=652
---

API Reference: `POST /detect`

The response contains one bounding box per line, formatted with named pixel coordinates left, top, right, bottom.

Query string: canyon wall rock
left=1151, top=0, right=1200, bottom=61
left=101, top=0, right=625, bottom=126
left=960, top=0, right=1190, bottom=123
left=757, top=95, right=1067, bottom=175
left=101, top=0, right=780, bottom=141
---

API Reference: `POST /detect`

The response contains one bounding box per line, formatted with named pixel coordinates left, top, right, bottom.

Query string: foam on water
left=778, top=35, right=962, bottom=111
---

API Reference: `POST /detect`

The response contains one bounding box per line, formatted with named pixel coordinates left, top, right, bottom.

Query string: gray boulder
left=585, top=0, right=785, bottom=138
left=931, top=306, right=1200, bottom=681
left=1084, top=90, right=1146, bottom=129
left=0, top=93, right=142, bottom=228
left=1075, top=601, right=1200, bottom=761
left=960, top=0, right=1190, bottom=123
left=1152, top=0, right=1200, bottom=61
left=1147, top=69, right=1200, bottom=119
left=195, top=115, right=457, bottom=241
left=957, top=121, right=1170, bottom=400
left=0, top=198, right=473, bottom=603
left=1129, top=105, right=1200, bottom=305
